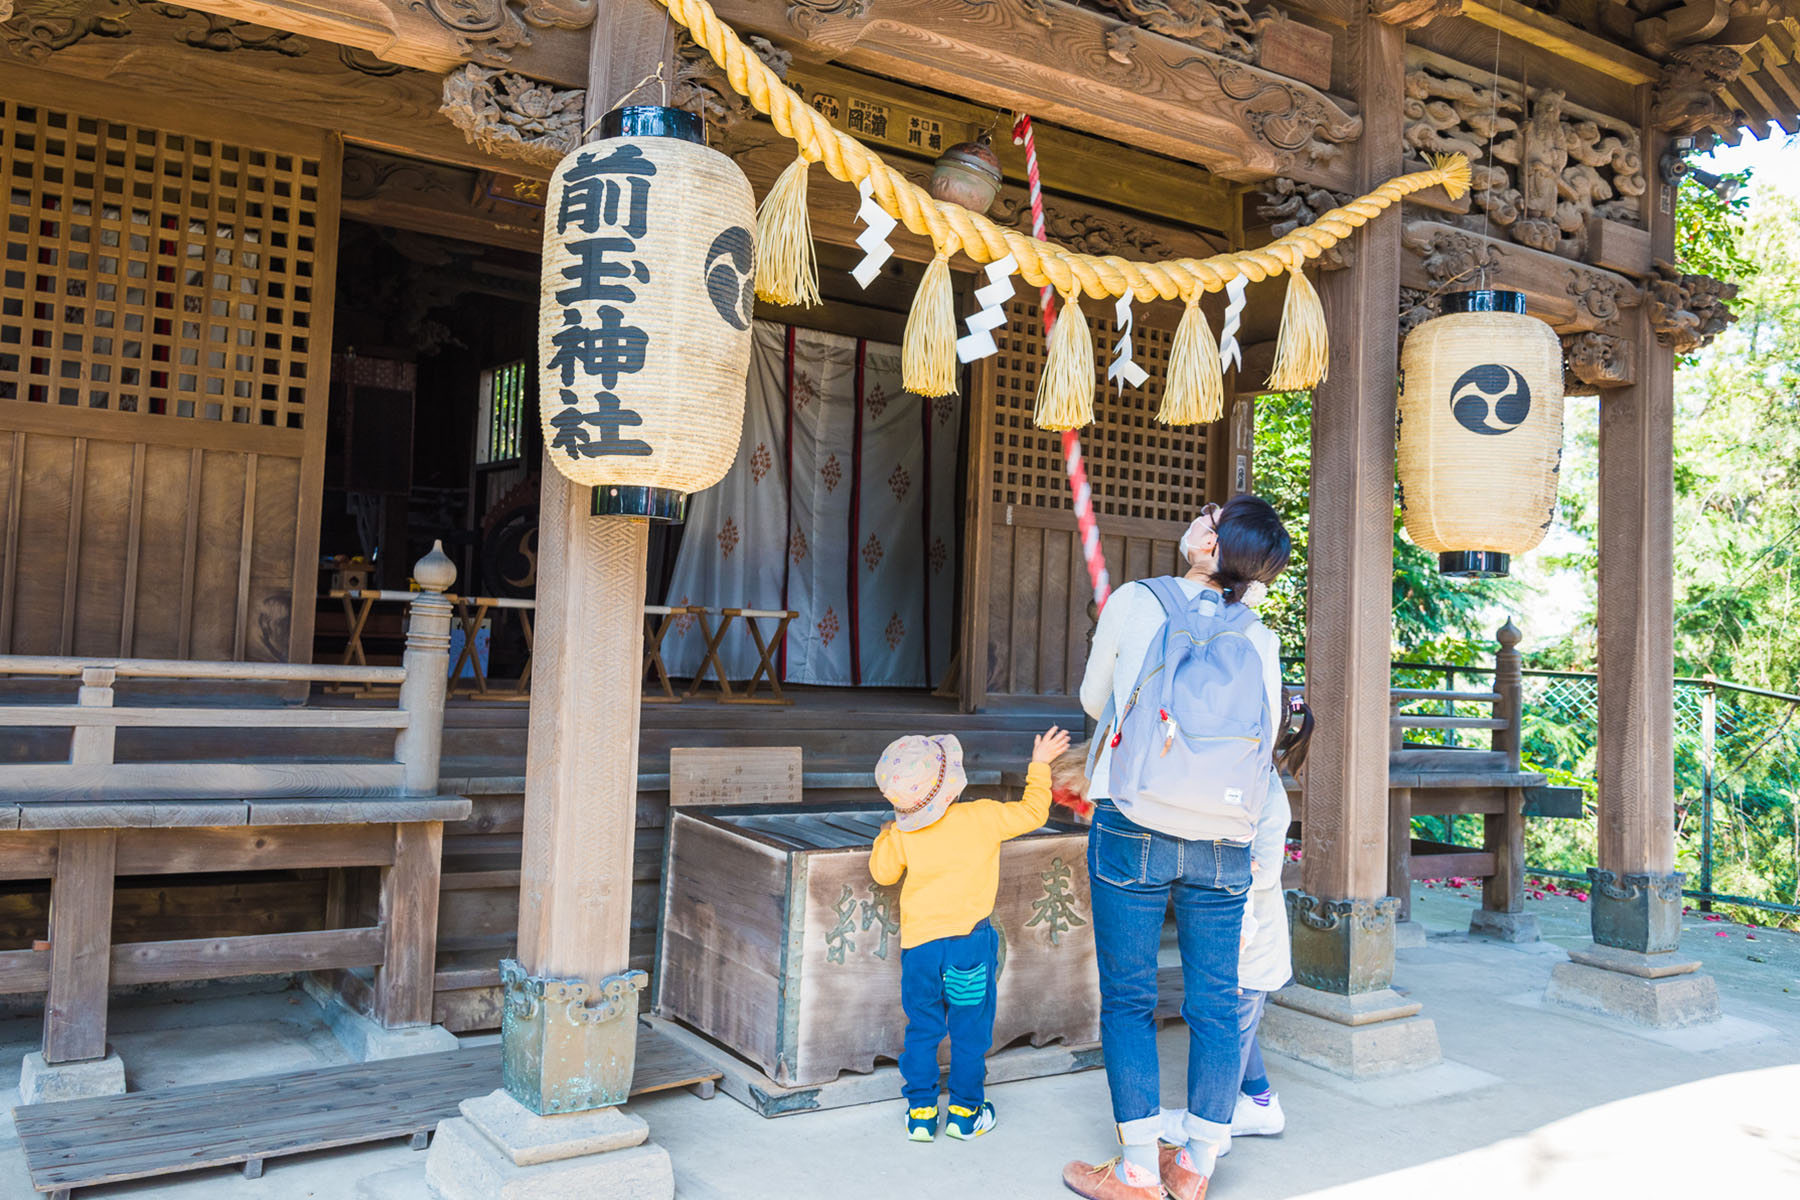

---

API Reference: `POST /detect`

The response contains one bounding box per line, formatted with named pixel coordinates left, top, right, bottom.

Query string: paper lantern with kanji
left=1397, top=290, right=1564, bottom=578
left=538, top=106, right=755, bottom=522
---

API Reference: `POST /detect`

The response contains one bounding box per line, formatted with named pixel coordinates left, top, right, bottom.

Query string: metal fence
left=1389, top=662, right=1800, bottom=918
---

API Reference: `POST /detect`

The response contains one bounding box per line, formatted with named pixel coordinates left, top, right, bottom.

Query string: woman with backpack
left=1062, top=495, right=1292, bottom=1200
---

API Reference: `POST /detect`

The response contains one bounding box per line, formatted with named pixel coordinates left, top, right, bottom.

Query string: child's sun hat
left=875, top=734, right=969, bottom=832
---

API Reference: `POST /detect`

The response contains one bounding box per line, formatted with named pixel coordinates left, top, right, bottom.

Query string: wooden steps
left=13, top=1024, right=719, bottom=1198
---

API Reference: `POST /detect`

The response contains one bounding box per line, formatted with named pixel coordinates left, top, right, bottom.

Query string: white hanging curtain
left=662, top=321, right=960, bottom=687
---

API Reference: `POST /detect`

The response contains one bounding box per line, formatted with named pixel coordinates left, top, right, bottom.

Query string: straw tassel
left=754, top=154, right=820, bottom=307
left=1158, top=296, right=1225, bottom=425
left=1034, top=289, right=1096, bottom=431
left=903, top=254, right=958, bottom=397
left=1267, top=268, right=1329, bottom=391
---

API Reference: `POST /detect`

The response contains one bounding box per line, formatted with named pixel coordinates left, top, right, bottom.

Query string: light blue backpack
left=1098, top=576, right=1272, bottom=843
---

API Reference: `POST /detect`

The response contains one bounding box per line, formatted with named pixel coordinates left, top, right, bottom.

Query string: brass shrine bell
left=929, top=131, right=1004, bottom=215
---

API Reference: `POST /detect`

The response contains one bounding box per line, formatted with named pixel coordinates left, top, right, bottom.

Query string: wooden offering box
left=656, top=803, right=1099, bottom=1087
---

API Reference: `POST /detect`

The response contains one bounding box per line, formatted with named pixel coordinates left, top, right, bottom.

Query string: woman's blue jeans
left=1087, top=800, right=1251, bottom=1145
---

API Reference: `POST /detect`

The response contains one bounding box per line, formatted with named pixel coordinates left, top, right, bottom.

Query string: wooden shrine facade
left=0, top=0, right=1794, bottom=1142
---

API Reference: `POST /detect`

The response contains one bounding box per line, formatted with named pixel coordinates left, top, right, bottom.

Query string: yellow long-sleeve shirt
left=868, top=762, right=1052, bottom=949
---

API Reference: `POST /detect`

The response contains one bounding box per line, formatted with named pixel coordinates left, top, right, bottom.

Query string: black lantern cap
left=601, top=105, right=705, bottom=145
left=593, top=486, right=688, bottom=524
left=1440, top=290, right=1528, bottom=316
left=1439, top=550, right=1510, bottom=578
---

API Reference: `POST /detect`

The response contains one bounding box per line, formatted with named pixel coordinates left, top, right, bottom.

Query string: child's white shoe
left=1230, top=1090, right=1285, bottom=1137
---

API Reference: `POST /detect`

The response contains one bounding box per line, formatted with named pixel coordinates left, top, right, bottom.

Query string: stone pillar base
left=18, top=1049, right=127, bottom=1104
left=1545, top=944, right=1721, bottom=1028
left=302, top=974, right=459, bottom=1061
left=425, top=1089, right=673, bottom=1200
left=1469, top=909, right=1541, bottom=943
left=1259, top=985, right=1442, bottom=1080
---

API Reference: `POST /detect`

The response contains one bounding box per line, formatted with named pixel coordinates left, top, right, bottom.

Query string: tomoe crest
left=704, top=226, right=755, bottom=331
left=1449, top=364, right=1531, bottom=436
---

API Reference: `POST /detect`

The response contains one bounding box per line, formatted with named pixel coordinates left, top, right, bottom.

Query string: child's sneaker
left=906, top=1105, right=939, bottom=1141
left=944, top=1100, right=996, bottom=1140
left=1230, top=1089, right=1285, bottom=1136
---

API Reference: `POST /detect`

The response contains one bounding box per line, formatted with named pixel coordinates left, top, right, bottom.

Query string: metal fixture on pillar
left=537, top=104, right=757, bottom=525
left=1396, top=289, right=1565, bottom=579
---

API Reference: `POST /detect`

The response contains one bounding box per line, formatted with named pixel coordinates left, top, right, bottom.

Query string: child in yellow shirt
left=870, top=724, right=1070, bottom=1143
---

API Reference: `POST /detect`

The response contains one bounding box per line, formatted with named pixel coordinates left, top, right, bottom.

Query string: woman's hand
left=1032, top=725, right=1072, bottom=765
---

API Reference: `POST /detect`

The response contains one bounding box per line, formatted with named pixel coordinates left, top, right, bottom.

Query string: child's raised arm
left=989, top=726, right=1070, bottom=840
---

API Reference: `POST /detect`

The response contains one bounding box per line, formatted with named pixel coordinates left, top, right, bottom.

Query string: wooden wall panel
left=8, top=435, right=74, bottom=655
left=977, top=296, right=1209, bottom=698
left=130, top=444, right=196, bottom=658
left=0, top=88, right=337, bottom=662
left=71, top=438, right=133, bottom=656
left=190, top=450, right=248, bottom=662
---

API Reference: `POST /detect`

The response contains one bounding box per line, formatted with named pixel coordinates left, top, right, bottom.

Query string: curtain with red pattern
left=661, top=321, right=959, bottom=687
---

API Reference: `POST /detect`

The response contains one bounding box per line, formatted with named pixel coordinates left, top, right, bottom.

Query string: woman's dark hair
left=1212, top=494, right=1291, bottom=604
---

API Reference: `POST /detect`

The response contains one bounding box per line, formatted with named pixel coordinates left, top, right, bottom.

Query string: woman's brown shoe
left=1062, top=1158, right=1165, bottom=1200
left=1159, top=1143, right=1211, bottom=1200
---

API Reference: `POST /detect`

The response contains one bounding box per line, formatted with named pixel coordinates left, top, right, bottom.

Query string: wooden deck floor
left=13, top=1023, right=718, bottom=1198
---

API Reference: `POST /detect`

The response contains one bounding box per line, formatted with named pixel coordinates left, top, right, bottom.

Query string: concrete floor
left=3, top=886, right=1796, bottom=1200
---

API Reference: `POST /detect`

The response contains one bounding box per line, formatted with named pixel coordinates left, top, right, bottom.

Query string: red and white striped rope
left=1013, top=114, right=1110, bottom=611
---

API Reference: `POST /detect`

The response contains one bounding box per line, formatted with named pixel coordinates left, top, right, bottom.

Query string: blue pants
left=898, top=919, right=998, bottom=1109
left=1087, top=801, right=1250, bottom=1144
left=1238, top=988, right=1269, bottom=1093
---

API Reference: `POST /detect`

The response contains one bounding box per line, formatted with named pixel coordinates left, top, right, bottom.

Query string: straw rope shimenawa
left=648, top=0, right=1472, bottom=411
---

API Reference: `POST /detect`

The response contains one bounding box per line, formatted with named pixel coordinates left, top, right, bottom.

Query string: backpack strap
left=1136, top=575, right=1191, bottom=617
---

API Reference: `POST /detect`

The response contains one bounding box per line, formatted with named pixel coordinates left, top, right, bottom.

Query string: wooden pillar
left=501, top=0, right=671, bottom=1114
left=43, top=830, right=117, bottom=1064
left=1479, top=622, right=1531, bottom=928
left=1290, top=12, right=1406, bottom=994
left=376, top=821, right=445, bottom=1029
left=1589, top=115, right=1681, bottom=953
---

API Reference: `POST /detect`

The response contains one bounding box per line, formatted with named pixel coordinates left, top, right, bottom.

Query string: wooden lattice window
left=989, top=296, right=1208, bottom=522
left=0, top=98, right=322, bottom=427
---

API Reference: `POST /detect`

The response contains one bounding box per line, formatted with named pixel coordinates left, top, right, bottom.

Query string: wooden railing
left=0, top=546, right=467, bottom=1069
left=1, top=552, right=454, bottom=801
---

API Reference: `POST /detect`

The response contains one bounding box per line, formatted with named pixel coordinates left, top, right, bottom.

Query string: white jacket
left=1238, top=774, right=1293, bottom=994
left=1077, top=577, right=1284, bottom=837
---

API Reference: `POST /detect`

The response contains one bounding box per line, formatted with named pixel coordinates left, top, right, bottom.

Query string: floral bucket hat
left=875, top=734, right=969, bottom=832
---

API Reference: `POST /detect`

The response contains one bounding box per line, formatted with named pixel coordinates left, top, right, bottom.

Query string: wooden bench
left=682, top=607, right=800, bottom=704
left=12, top=1023, right=720, bottom=1199
left=1384, top=622, right=1580, bottom=936
left=0, top=545, right=471, bottom=1094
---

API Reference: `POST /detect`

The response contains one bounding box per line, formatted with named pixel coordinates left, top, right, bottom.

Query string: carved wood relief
left=1404, top=51, right=1646, bottom=262
left=440, top=63, right=584, bottom=169
left=1401, top=220, right=1646, bottom=335
left=409, top=0, right=595, bottom=68
left=1647, top=260, right=1737, bottom=353
left=1255, top=177, right=1353, bottom=270
left=1084, top=0, right=1266, bottom=62
left=672, top=30, right=793, bottom=133
left=1563, top=331, right=1633, bottom=391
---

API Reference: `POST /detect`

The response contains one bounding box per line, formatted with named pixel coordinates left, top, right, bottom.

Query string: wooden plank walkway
left=14, top=1022, right=719, bottom=1198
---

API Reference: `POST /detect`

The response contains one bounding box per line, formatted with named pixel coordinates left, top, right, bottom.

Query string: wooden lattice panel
left=0, top=98, right=322, bottom=427
left=989, top=295, right=1208, bottom=523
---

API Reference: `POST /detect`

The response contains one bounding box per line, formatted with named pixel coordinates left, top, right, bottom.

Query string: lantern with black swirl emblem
left=537, top=106, right=756, bottom=521
left=1397, top=290, right=1564, bottom=578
